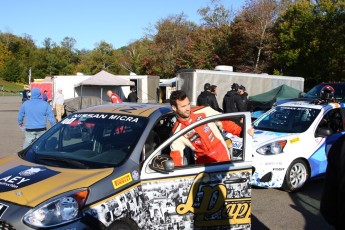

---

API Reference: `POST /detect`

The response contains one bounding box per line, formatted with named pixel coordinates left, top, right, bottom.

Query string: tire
left=282, top=159, right=309, bottom=192
left=107, top=220, right=138, bottom=230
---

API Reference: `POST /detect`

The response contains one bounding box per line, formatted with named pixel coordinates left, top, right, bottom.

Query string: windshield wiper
left=37, top=156, right=89, bottom=169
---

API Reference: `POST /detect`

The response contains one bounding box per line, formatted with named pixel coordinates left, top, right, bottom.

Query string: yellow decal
left=176, top=172, right=251, bottom=227
left=290, top=137, right=300, bottom=144
left=112, top=173, right=132, bottom=189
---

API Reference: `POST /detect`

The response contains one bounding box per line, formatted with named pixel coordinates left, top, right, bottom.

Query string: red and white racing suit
left=109, top=93, right=122, bottom=103
left=170, top=106, right=242, bottom=166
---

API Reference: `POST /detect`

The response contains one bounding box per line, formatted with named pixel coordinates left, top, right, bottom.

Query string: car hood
left=0, top=154, right=113, bottom=207
left=253, top=129, right=298, bottom=147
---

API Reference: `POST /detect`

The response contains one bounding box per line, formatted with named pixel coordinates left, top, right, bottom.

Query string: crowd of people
left=197, top=82, right=251, bottom=114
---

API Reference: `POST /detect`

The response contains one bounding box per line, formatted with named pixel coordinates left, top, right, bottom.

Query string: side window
left=161, top=115, right=245, bottom=167
left=141, top=114, right=175, bottom=162
left=318, top=108, right=344, bottom=134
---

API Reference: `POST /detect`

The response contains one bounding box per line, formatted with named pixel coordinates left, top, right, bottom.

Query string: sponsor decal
left=290, top=137, right=300, bottom=144
left=273, top=168, right=285, bottom=171
left=196, top=115, right=203, bottom=121
left=0, top=166, right=59, bottom=192
left=112, top=173, right=133, bottom=189
left=71, top=113, right=139, bottom=123
left=0, top=203, right=9, bottom=218
left=132, top=170, right=139, bottom=181
left=176, top=172, right=251, bottom=227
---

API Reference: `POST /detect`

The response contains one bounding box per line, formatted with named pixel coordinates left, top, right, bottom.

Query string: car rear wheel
left=282, top=159, right=308, bottom=192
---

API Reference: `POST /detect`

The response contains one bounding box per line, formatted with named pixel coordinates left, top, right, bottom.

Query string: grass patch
left=0, top=78, right=25, bottom=96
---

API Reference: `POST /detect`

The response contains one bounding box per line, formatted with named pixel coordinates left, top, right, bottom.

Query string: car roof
left=277, top=100, right=344, bottom=110
left=76, top=102, right=173, bottom=117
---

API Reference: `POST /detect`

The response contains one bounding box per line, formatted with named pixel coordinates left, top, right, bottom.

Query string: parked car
left=0, top=103, right=253, bottom=229
left=252, top=99, right=345, bottom=192
left=273, top=82, right=345, bottom=107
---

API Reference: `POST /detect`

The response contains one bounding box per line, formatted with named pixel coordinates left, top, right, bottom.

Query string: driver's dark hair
left=170, top=90, right=187, bottom=107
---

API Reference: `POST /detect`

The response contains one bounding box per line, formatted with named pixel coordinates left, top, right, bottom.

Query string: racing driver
left=169, top=90, right=253, bottom=166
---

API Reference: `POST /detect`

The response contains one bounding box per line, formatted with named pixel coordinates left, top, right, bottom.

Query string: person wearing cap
left=238, top=85, right=251, bottom=112
left=18, top=87, right=56, bottom=149
left=53, top=87, right=65, bottom=122
left=222, top=83, right=246, bottom=114
left=196, top=83, right=222, bottom=112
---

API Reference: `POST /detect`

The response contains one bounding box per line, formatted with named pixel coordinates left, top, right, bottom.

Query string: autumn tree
left=273, top=0, right=345, bottom=88
left=229, top=0, right=279, bottom=73
left=146, top=13, right=197, bottom=78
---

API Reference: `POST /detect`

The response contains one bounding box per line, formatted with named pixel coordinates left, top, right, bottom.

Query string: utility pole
left=28, top=67, right=31, bottom=85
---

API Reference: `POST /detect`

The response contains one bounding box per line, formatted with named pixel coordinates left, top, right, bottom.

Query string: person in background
left=53, top=87, right=65, bottom=122
left=107, top=90, right=123, bottom=103
left=42, top=90, right=48, bottom=102
left=18, top=88, right=56, bottom=149
left=197, top=83, right=222, bottom=112
left=320, top=134, right=345, bottom=229
left=22, top=89, right=30, bottom=103
left=238, top=85, right=251, bottom=112
left=211, top=85, right=218, bottom=95
left=222, top=83, right=246, bottom=113
left=127, top=86, right=139, bottom=102
left=169, top=90, right=253, bottom=166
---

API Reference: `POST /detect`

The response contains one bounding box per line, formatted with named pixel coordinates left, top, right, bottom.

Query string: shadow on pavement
left=288, top=178, right=334, bottom=230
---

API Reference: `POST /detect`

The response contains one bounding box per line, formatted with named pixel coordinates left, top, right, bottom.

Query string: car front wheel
left=282, top=159, right=309, bottom=192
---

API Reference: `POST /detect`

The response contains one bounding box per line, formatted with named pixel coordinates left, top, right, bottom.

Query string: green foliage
left=273, top=0, right=345, bottom=88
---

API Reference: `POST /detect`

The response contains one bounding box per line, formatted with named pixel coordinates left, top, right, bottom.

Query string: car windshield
left=253, top=106, right=320, bottom=133
left=23, top=112, right=148, bottom=169
left=304, top=84, right=345, bottom=100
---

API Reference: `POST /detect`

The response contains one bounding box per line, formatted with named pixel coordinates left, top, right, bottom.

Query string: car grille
left=0, top=221, right=16, bottom=230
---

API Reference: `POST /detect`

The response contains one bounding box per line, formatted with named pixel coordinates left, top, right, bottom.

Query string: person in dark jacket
left=197, top=83, right=222, bottom=112
left=222, top=83, right=246, bottom=113
left=18, top=88, right=56, bottom=149
left=238, top=85, right=251, bottom=112
left=127, top=86, right=138, bottom=102
left=320, top=134, right=345, bottom=229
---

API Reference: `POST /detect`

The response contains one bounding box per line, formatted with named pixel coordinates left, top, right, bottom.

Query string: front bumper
left=251, top=156, right=287, bottom=188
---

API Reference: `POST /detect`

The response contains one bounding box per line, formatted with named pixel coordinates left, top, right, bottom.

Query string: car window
left=317, top=108, right=344, bottom=134
left=150, top=114, right=246, bottom=167
left=254, top=106, right=321, bottom=133
left=141, top=114, right=176, bottom=162
left=26, top=113, right=148, bottom=168
left=305, top=83, right=345, bottom=100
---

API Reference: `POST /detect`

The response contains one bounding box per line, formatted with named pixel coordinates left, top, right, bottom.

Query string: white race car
left=252, top=99, right=345, bottom=192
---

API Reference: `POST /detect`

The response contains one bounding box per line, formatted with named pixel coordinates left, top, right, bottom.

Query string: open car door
left=141, top=112, right=253, bottom=229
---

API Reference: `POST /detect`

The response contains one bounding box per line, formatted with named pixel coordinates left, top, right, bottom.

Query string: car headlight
left=23, top=189, right=88, bottom=228
left=256, top=140, right=287, bottom=155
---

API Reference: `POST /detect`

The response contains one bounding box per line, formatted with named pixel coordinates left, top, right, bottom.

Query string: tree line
left=0, top=0, right=344, bottom=90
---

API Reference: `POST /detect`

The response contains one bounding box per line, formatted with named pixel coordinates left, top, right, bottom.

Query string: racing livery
left=0, top=103, right=253, bottom=229
left=252, top=100, right=345, bottom=191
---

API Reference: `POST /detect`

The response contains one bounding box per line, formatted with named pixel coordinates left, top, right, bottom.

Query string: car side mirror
left=316, top=127, right=333, bottom=137
left=149, top=155, right=174, bottom=173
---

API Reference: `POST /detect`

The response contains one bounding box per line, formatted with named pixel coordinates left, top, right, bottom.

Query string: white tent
left=74, top=70, right=135, bottom=102
left=75, top=70, right=135, bottom=87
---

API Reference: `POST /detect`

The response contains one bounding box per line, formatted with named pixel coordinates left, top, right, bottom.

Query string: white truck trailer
left=176, top=66, right=304, bottom=106
left=123, top=74, right=160, bottom=103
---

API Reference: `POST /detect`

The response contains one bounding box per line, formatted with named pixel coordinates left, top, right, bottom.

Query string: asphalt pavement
left=0, top=96, right=335, bottom=229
